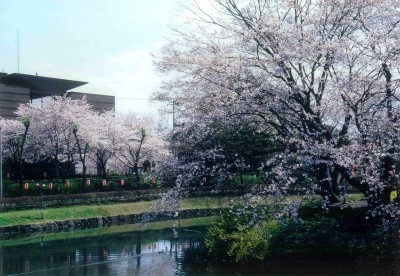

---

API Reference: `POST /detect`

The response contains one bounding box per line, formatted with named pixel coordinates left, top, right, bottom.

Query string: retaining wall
left=0, top=208, right=223, bottom=238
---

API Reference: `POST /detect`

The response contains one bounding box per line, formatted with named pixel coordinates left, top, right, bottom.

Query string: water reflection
left=1, top=225, right=398, bottom=275
left=0, top=227, right=205, bottom=275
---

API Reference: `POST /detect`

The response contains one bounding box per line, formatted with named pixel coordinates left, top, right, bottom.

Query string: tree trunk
left=315, top=164, right=340, bottom=204
left=134, top=163, right=139, bottom=188
left=17, top=154, right=25, bottom=196
left=55, top=142, right=60, bottom=179
left=100, top=158, right=107, bottom=179
left=380, top=155, right=396, bottom=205
left=18, top=161, right=23, bottom=197
left=102, top=165, right=107, bottom=179
left=82, top=165, right=87, bottom=193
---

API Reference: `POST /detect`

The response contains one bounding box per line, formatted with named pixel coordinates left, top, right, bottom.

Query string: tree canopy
left=0, top=96, right=166, bottom=184
left=154, top=0, right=400, bottom=222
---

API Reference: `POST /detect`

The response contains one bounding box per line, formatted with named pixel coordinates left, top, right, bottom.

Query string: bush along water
left=205, top=197, right=400, bottom=273
left=205, top=202, right=280, bottom=262
left=3, top=174, right=163, bottom=197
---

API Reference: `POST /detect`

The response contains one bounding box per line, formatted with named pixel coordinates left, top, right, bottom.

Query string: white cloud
left=104, top=49, right=160, bottom=115
left=1, top=0, right=180, bottom=120
left=28, top=50, right=161, bottom=116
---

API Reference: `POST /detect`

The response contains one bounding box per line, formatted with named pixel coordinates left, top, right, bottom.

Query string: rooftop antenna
left=17, top=30, right=20, bottom=73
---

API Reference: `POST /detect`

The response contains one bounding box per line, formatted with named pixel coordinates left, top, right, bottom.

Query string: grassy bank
left=0, top=216, right=216, bottom=247
left=0, top=196, right=234, bottom=227
left=0, top=194, right=366, bottom=228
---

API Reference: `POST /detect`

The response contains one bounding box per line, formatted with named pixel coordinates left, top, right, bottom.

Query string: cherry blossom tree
left=16, top=96, right=96, bottom=178
left=154, top=0, right=400, bottom=220
left=71, top=108, right=99, bottom=192
left=114, top=113, right=167, bottom=187
left=1, top=95, right=170, bottom=195
left=88, top=109, right=119, bottom=178
left=0, top=117, right=30, bottom=195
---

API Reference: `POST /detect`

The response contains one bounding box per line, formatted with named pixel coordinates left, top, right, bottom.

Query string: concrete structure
left=66, top=92, right=115, bottom=114
left=0, top=73, right=114, bottom=119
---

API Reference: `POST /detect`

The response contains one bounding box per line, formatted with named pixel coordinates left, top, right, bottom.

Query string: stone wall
left=0, top=208, right=223, bottom=238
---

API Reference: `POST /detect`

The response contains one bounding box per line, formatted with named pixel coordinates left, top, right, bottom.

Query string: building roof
left=0, top=73, right=88, bottom=99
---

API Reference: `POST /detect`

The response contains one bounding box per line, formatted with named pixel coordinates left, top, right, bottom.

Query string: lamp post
left=36, top=183, right=46, bottom=219
left=0, top=126, right=3, bottom=199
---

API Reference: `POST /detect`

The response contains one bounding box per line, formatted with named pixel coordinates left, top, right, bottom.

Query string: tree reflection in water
left=0, top=225, right=398, bottom=275
left=0, top=226, right=205, bottom=275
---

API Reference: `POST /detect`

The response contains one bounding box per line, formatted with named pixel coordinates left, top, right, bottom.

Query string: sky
left=0, top=0, right=183, bottom=117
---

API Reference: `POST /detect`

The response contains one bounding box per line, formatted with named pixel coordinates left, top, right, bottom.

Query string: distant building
left=0, top=72, right=115, bottom=119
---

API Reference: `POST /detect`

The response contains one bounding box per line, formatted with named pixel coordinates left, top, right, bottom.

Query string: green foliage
left=298, top=197, right=324, bottom=218
left=346, top=193, right=366, bottom=201
left=20, top=116, right=30, bottom=127
left=56, top=179, right=80, bottom=194
left=205, top=216, right=232, bottom=259
left=71, top=123, right=79, bottom=133
left=228, top=221, right=282, bottom=262
left=4, top=180, right=55, bottom=197
left=300, top=197, right=324, bottom=208
left=241, top=174, right=264, bottom=185
left=390, top=191, right=397, bottom=201
left=225, top=174, right=264, bottom=186
left=4, top=180, right=20, bottom=197
left=3, top=174, right=165, bottom=197
left=205, top=201, right=350, bottom=263
left=205, top=204, right=276, bottom=262
left=270, top=217, right=345, bottom=257
left=139, top=173, right=161, bottom=189
left=0, top=197, right=228, bottom=227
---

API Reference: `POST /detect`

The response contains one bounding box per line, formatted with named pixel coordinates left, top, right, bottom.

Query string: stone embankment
left=0, top=208, right=222, bottom=238
left=0, top=201, right=370, bottom=238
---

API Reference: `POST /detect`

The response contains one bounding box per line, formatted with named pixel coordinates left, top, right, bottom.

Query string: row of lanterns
left=24, top=182, right=53, bottom=190
left=23, top=178, right=156, bottom=189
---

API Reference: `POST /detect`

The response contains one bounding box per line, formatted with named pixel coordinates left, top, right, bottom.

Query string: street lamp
left=0, top=126, right=3, bottom=199
left=36, top=183, right=46, bottom=219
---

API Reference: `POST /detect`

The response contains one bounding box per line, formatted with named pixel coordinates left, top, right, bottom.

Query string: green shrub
left=228, top=220, right=282, bottom=262
left=205, top=216, right=233, bottom=260
left=5, top=180, right=20, bottom=197
left=298, top=197, right=324, bottom=218
left=225, top=174, right=264, bottom=186
left=3, top=174, right=166, bottom=197
left=138, top=173, right=161, bottom=189
left=241, top=174, right=263, bottom=185
left=54, top=178, right=81, bottom=194
left=205, top=200, right=348, bottom=263
left=390, top=191, right=397, bottom=201
left=270, top=217, right=345, bottom=257
left=205, top=203, right=276, bottom=262
left=5, top=180, right=39, bottom=197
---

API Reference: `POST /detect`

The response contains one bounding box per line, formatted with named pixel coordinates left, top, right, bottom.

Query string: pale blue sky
left=0, top=0, right=180, bottom=115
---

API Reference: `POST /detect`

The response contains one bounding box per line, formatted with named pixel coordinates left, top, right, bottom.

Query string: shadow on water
left=182, top=250, right=400, bottom=276
left=0, top=223, right=399, bottom=275
left=0, top=224, right=207, bottom=276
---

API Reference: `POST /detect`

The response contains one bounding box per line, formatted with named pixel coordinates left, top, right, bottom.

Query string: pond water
left=0, top=223, right=398, bottom=275
left=0, top=224, right=205, bottom=276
